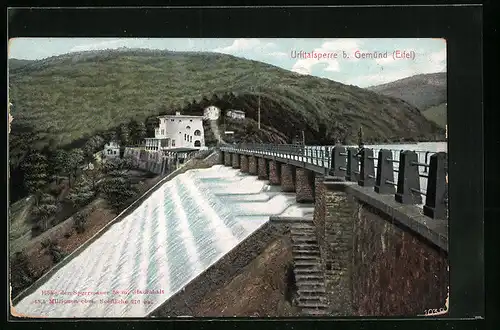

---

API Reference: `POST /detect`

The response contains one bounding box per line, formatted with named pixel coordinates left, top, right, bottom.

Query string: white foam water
left=13, top=165, right=302, bottom=318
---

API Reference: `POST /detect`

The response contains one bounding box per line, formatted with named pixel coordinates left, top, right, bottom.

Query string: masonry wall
left=295, top=168, right=315, bottom=203
left=322, top=183, right=357, bottom=316
left=280, top=164, right=295, bottom=192
left=313, top=181, right=449, bottom=316
left=240, top=155, right=249, bottom=173
left=248, top=156, right=257, bottom=175
left=269, top=160, right=281, bottom=185
left=257, top=158, right=269, bottom=180
left=351, top=201, right=448, bottom=316
left=224, top=152, right=231, bottom=166
left=232, top=153, right=240, bottom=169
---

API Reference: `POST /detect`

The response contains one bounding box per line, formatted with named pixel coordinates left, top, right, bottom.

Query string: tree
left=32, top=203, right=57, bottom=232
left=128, top=120, right=147, bottom=145
left=67, top=148, right=85, bottom=187
left=84, top=162, right=102, bottom=192
left=135, top=121, right=146, bottom=145
left=20, top=151, right=49, bottom=206
left=66, top=177, right=94, bottom=209
left=103, top=129, right=118, bottom=143
left=101, top=175, right=136, bottom=212
left=10, top=251, right=34, bottom=296
left=83, top=135, right=105, bottom=162
left=49, top=149, right=70, bottom=185
left=118, top=123, right=130, bottom=146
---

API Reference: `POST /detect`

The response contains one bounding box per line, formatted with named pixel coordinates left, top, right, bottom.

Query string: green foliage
left=9, top=49, right=444, bottom=161
left=129, top=119, right=146, bottom=145
left=82, top=135, right=105, bottom=161
left=66, top=148, right=85, bottom=186
left=20, top=151, right=48, bottom=203
left=31, top=203, right=57, bottom=231
left=100, top=174, right=137, bottom=212
left=10, top=251, right=35, bottom=296
left=73, top=206, right=95, bottom=234
left=83, top=162, right=103, bottom=192
left=49, top=149, right=70, bottom=184
left=422, top=103, right=447, bottom=128
left=66, top=177, right=94, bottom=209
left=118, top=123, right=130, bottom=146
left=368, top=72, right=446, bottom=111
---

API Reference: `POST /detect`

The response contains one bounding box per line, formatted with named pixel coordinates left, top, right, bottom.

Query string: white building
left=145, top=111, right=205, bottom=152
left=226, top=109, right=245, bottom=120
left=103, top=141, right=120, bottom=159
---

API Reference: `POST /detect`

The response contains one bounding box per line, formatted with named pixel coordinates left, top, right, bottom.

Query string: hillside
left=422, top=103, right=447, bottom=128
left=9, top=48, right=444, bottom=179
left=367, top=72, right=447, bottom=111
left=9, top=59, right=34, bottom=70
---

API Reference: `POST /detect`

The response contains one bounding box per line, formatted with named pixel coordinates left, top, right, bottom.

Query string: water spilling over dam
left=13, top=165, right=313, bottom=318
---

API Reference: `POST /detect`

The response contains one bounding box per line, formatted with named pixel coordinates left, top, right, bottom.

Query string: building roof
left=157, top=114, right=204, bottom=119
left=228, top=109, right=245, bottom=114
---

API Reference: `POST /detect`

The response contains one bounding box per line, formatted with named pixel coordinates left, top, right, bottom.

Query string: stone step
left=298, top=299, right=328, bottom=307
left=293, top=243, right=319, bottom=250
left=295, top=260, right=321, bottom=267
left=294, top=267, right=323, bottom=274
left=295, top=274, right=324, bottom=281
left=292, top=249, right=321, bottom=255
left=291, top=236, right=318, bottom=243
left=296, top=279, right=324, bottom=286
left=298, top=295, right=326, bottom=303
left=293, top=255, right=321, bottom=261
left=290, top=232, right=317, bottom=238
left=298, top=297, right=328, bottom=305
left=297, top=286, right=326, bottom=294
left=296, top=279, right=325, bottom=291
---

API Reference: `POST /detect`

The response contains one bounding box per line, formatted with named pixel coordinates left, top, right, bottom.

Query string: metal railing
left=219, top=143, right=448, bottom=220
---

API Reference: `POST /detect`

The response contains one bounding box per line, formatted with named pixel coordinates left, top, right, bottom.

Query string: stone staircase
left=290, top=220, right=329, bottom=316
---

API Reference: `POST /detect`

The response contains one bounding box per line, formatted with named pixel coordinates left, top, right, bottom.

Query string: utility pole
left=257, top=88, right=261, bottom=130
left=302, top=130, right=305, bottom=145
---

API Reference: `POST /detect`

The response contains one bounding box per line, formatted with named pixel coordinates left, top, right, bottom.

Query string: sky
left=8, top=38, right=446, bottom=88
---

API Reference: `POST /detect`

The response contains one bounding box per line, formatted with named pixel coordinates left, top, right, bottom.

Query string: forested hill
left=367, top=72, right=447, bottom=127
left=9, top=48, right=444, bottom=169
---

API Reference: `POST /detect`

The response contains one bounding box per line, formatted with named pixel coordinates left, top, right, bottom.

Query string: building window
left=184, top=134, right=187, bottom=140
left=113, top=150, right=117, bottom=155
left=186, top=126, right=191, bottom=130
left=194, top=140, right=201, bottom=147
left=171, top=119, right=174, bottom=122
left=161, top=129, right=164, bottom=135
left=178, top=120, right=181, bottom=122
left=172, top=140, right=176, bottom=146
left=190, top=136, right=192, bottom=142
left=194, top=130, right=201, bottom=136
